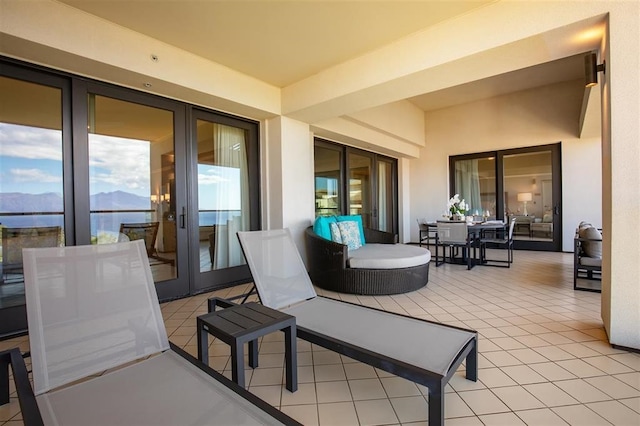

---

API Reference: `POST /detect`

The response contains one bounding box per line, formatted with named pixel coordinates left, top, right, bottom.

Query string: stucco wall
left=411, top=80, right=602, bottom=252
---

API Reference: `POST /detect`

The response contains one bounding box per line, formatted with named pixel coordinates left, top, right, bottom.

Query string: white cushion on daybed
left=348, top=244, right=431, bottom=269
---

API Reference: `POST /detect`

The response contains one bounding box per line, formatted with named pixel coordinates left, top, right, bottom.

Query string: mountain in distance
left=91, top=191, right=150, bottom=210
left=0, top=190, right=150, bottom=212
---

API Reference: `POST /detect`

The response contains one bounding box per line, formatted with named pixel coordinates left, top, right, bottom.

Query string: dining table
left=424, top=220, right=508, bottom=268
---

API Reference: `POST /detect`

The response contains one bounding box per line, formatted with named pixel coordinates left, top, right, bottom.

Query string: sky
left=1, top=122, right=241, bottom=211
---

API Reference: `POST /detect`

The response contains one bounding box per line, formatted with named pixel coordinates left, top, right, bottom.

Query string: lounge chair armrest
left=364, top=228, right=397, bottom=244
left=305, top=227, right=347, bottom=270
left=0, top=348, right=44, bottom=426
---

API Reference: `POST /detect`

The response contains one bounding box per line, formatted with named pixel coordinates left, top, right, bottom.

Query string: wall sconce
left=517, top=192, right=533, bottom=216
left=585, top=52, right=606, bottom=87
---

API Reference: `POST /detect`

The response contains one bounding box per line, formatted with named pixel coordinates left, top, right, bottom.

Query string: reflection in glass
left=314, top=146, right=341, bottom=217
left=378, top=161, right=393, bottom=232
left=349, top=153, right=372, bottom=228
left=453, top=157, right=496, bottom=218
left=88, top=94, right=176, bottom=280
left=196, top=121, right=249, bottom=273
left=503, top=151, right=553, bottom=241
left=0, top=76, right=64, bottom=311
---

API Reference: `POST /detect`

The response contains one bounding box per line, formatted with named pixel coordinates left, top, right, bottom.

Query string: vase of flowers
left=447, top=194, right=468, bottom=220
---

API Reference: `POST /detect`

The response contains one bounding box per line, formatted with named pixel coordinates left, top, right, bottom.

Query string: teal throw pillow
left=337, top=221, right=362, bottom=250
left=336, top=214, right=366, bottom=245
left=313, top=216, right=337, bottom=240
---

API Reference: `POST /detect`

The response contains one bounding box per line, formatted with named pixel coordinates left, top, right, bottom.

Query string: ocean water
left=0, top=210, right=241, bottom=233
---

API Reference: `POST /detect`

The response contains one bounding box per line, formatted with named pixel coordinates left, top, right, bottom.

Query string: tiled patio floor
left=1, top=249, right=639, bottom=425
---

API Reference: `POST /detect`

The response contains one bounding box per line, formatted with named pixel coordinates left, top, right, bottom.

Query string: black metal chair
left=1, top=226, right=61, bottom=282
left=479, top=218, right=515, bottom=268
left=574, top=229, right=602, bottom=292
left=119, top=222, right=175, bottom=266
left=435, top=221, right=476, bottom=270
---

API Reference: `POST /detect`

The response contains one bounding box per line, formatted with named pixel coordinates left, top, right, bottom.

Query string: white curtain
left=377, top=162, right=388, bottom=231
left=455, top=159, right=482, bottom=214
left=212, top=123, right=249, bottom=269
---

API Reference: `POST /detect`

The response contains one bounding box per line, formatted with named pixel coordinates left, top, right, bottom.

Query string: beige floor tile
left=476, top=367, right=517, bottom=388
left=448, top=371, right=487, bottom=392
left=558, top=330, right=599, bottom=343
left=477, top=339, right=503, bottom=352
left=444, top=416, right=484, bottom=425
left=514, top=334, right=554, bottom=348
left=538, top=333, right=576, bottom=345
left=502, top=365, right=547, bottom=385
left=316, top=381, right=353, bottom=403
left=587, top=400, right=640, bottom=424
left=389, top=396, right=429, bottom=423
left=555, top=359, right=607, bottom=378
left=613, top=372, right=640, bottom=391
left=312, top=350, right=343, bottom=365
left=585, top=375, right=640, bottom=399
left=444, top=392, right=474, bottom=418
left=479, top=412, right=527, bottom=425
left=609, top=353, right=640, bottom=370
left=557, top=343, right=606, bottom=358
left=490, top=337, right=527, bottom=350
left=619, top=397, right=640, bottom=414
left=259, top=341, right=287, bottom=354
left=248, top=384, right=282, bottom=407
left=380, top=376, right=421, bottom=397
left=551, top=404, right=609, bottom=425
left=583, top=355, right=634, bottom=375
left=508, top=348, right=550, bottom=364
left=343, top=362, right=378, bottom=380
left=529, top=362, right=576, bottom=381
left=298, top=365, right=315, bottom=384
left=314, top=364, right=346, bottom=382
left=532, top=345, right=576, bottom=362
left=281, top=382, right=317, bottom=406
left=483, top=351, right=523, bottom=367
left=281, top=404, right=319, bottom=426
left=553, top=379, right=613, bottom=403
left=491, top=385, right=545, bottom=411
left=249, top=366, right=283, bottom=386
left=318, top=401, right=358, bottom=426
left=458, top=389, right=510, bottom=416
left=514, top=407, right=569, bottom=425
left=523, top=383, right=579, bottom=407
left=354, top=399, right=399, bottom=426
left=255, top=352, right=285, bottom=368
left=479, top=328, right=509, bottom=339
left=348, top=378, right=387, bottom=401
left=297, top=350, right=314, bottom=366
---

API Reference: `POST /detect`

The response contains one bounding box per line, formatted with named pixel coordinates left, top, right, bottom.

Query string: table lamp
left=517, top=192, right=533, bottom=216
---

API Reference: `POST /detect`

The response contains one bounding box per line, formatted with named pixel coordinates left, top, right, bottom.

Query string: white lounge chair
left=0, top=240, right=299, bottom=426
left=237, top=229, right=479, bottom=426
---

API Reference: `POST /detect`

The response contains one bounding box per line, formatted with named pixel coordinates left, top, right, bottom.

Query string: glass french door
left=80, top=84, right=190, bottom=300
left=450, top=144, right=562, bottom=251
left=191, top=109, right=259, bottom=292
left=0, top=70, right=71, bottom=338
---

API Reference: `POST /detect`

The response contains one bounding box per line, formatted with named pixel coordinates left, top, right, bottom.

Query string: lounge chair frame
left=3, top=240, right=299, bottom=426
left=237, top=229, right=478, bottom=426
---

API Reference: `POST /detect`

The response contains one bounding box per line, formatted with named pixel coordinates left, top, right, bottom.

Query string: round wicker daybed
left=304, top=226, right=431, bottom=295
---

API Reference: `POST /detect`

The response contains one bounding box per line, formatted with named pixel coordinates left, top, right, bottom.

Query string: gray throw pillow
left=579, top=226, right=602, bottom=259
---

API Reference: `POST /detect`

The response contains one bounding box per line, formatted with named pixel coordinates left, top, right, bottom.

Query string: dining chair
left=479, top=218, right=515, bottom=267
left=435, top=221, right=475, bottom=270
left=119, top=222, right=175, bottom=266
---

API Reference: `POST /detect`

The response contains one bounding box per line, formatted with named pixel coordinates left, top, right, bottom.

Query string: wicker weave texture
left=304, top=227, right=429, bottom=295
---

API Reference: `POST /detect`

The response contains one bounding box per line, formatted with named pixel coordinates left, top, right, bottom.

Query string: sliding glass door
left=191, top=109, right=260, bottom=292
left=450, top=144, right=562, bottom=251
left=314, top=139, right=397, bottom=234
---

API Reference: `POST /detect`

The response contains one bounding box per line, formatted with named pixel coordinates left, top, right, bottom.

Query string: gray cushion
left=348, top=243, right=431, bottom=269
left=579, top=256, right=602, bottom=267
left=579, top=226, right=602, bottom=259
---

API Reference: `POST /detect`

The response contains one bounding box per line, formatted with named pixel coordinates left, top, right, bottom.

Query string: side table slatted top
left=197, top=299, right=297, bottom=392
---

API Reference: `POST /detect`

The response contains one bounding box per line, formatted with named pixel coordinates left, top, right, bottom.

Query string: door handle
left=179, top=207, right=186, bottom=229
